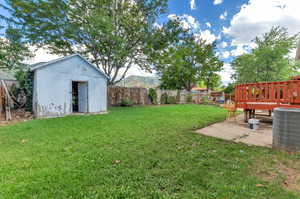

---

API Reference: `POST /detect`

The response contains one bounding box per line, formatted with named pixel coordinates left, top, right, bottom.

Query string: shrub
left=224, top=83, right=234, bottom=94
left=167, top=96, right=177, bottom=104
left=186, top=94, right=193, bottom=103
left=200, top=95, right=210, bottom=105
left=120, top=98, right=133, bottom=107
left=12, top=69, right=34, bottom=111
left=160, top=93, right=168, bottom=104
left=148, top=88, right=157, bottom=104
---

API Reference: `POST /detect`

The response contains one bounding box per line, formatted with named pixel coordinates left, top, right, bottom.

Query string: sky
left=1, top=0, right=300, bottom=85
left=163, top=0, right=300, bottom=84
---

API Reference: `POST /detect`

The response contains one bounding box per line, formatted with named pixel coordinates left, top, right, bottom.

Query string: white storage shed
left=31, top=54, right=109, bottom=118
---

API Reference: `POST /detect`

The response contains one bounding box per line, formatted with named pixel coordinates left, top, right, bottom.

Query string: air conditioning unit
left=273, top=108, right=300, bottom=151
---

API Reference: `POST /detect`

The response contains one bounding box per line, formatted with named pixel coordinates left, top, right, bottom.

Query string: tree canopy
left=0, top=26, right=32, bottom=69
left=232, top=26, right=300, bottom=83
left=2, top=0, right=167, bottom=84
left=154, top=21, right=223, bottom=91
left=1, top=0, right=225, bottom=89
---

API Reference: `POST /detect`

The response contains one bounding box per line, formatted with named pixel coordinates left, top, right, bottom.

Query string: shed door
left=78, top=82, right=88, bottom=113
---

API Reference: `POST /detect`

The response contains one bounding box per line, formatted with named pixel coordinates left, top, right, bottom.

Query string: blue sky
left=161, top=0, right=249, bottom=83
left=165, top=0, right=247, bottom=31
left=161, top=0, right=300, bottom=84
left=1, top=0, right=300, bottom=84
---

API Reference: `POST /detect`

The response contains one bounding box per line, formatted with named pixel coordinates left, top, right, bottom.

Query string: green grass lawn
left=0, top=105, right=299, bottom=199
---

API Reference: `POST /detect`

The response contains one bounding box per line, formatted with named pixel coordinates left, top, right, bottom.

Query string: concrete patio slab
left=196, top=114, right=273, bottom=147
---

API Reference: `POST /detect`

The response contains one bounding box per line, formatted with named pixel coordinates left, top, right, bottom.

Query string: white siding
left=33, top=55, right=107, bottom=118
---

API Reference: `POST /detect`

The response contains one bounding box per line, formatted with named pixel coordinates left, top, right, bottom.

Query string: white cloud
left=222, top=26, right=230, bottom=34
left=206, top=22, right=211, bottom=28
left=219, top=11, right=227, bottom=20
left=190, top=0, right=196, bottom=10
left=26, top=47, right=60, bottom=64
left=120, top=64, right=154, bottom=78
left=168, top=14, right=199, bottom=30
left=213, top=0, right=223, bottom=5
left=230, top=44, right=248, bottom=56
left=185, top=15, right=198, bottom=28
left=219, top=63, right=234, bottom=84
left=195, top=30, right=217, bottom=44
left=168, top=14, right=216, bottom=45
left=0, top=36, right=8, bottom=42
left=224, top=0, right=300, bottom=48
left=222, top=51, right=231, bottom=59
left=220, top=41, right=228, bottom=48
left=168, top=14, right=177, bottom=21
left=153, top=22, right=163, bottom=29
left=289, top=48, right=297, bottom=59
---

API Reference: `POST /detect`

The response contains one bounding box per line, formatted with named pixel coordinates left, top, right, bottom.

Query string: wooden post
left=1, top=80, right=12, bottom=121
left=244, top=109, right=249, bottom=122
left=5, top=95, right=11, bottom=121
left=252, top=109, right=255, bottom=119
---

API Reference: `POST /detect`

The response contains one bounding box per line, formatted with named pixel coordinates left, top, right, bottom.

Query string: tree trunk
left=206, top=78, right=210, bottom=92
left=186, top=80, right=192, bottom=92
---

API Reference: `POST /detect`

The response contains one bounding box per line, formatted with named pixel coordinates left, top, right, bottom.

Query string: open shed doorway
left=72, top=81, right=88, bottom=113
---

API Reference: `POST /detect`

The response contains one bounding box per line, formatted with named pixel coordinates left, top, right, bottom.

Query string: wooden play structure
left=235, top=76, right=300, bottom=121
left=0, top=80, right=29, bottom=121
left=0, top=80, right=14, bottom=120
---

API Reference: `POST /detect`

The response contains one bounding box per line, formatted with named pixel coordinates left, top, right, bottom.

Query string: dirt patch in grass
left=253, top=158, right=300, bottom=193
left=0, top=109, right=33, bottom=127
left=278, top=163, right=300, bottom=192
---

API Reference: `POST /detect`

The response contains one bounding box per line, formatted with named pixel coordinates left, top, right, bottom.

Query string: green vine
left=148, top=88, right=157, bottom=104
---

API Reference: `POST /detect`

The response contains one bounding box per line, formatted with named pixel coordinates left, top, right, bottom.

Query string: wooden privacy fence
left=108, top=86, right=150, bottom=106
left=108, top=86, right=225, bottom=106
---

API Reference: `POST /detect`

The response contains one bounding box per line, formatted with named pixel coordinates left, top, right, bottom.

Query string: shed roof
left=30, top=54, right=110, bottom=79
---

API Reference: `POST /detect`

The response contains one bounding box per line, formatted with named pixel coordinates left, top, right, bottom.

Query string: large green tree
left=158, top=40, right=223, bottom=91
left=204, top=73, right=222, bottom=91
left=0, top=26, right=32, bottom=69
left=155, top=22, right=223, bottom=91
left=1, top=0, right=167, bottom=84
left=199, top=45, right=223, bottom=91
left=232, top=26, right=300, bottom=83
left=158, top=42, right=204, bottom=91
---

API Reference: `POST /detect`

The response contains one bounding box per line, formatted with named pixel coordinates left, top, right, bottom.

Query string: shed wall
left=33, top=56, right=107, bottom=118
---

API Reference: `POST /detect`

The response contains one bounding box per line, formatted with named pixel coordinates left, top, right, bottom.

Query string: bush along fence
left=108, top=86, right=225, bottom=106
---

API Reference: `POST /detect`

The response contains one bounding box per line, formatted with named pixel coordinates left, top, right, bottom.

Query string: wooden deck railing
left=235, top=80, right=300, bottom=110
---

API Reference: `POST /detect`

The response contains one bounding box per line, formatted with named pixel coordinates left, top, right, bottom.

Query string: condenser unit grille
left=273, top=108, right=300, bottom=151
